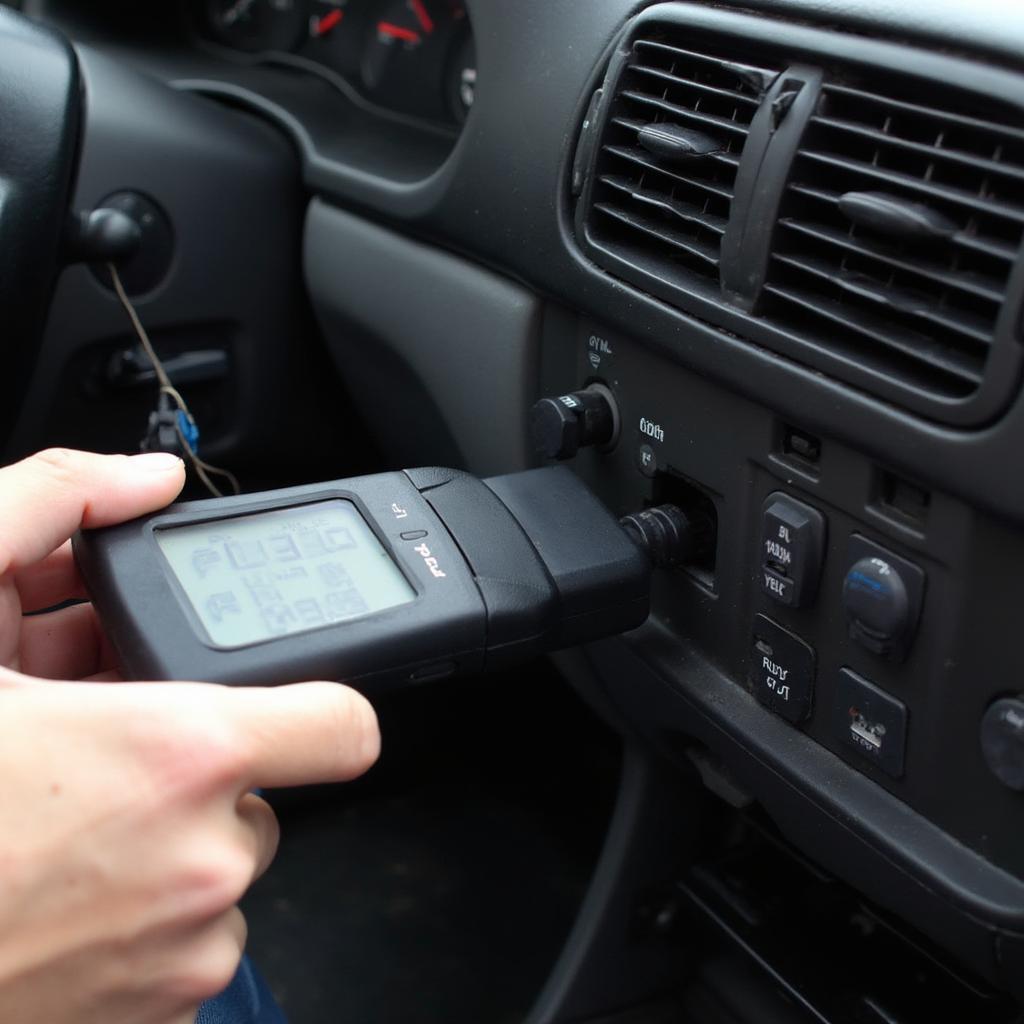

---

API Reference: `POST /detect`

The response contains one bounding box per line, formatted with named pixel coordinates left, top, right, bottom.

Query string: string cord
left=107, top=263, right=240, bottom=497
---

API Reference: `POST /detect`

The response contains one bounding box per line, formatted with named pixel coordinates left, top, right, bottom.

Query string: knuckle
left=166, top=931, right=244, bottom=1004
left=194, top=942, right=244, bottom=1000
left=191, top=719, right=249, bottom=788
left=182, top=846, right=254, bottom=917
left=30, top=447, right=82, bottom=484
left=141, top=708, right=248, bottom=797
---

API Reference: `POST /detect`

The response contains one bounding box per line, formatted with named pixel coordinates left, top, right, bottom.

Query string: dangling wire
left=107, top=263, right=240, bottom=498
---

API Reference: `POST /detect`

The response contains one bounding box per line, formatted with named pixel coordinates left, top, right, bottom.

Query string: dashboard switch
left=980, top=697, right=1024, bottom=792
left=841, top=536, right=924, bottom=661
left=751, top=615, right=815, bottom=724
left=834, top=669, right=907, bottom=778
left=530, top=383, right=617, bottom=461
left=759, top=493, right=826, bottom=608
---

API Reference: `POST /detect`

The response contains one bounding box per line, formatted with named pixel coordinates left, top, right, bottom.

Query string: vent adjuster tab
left=637, top=122, right=723, bottom=161
left=838, top=191, right=959, bottom=242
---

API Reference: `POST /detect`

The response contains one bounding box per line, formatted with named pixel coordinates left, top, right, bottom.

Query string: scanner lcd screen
left=155, top=500, right=415, bottom=647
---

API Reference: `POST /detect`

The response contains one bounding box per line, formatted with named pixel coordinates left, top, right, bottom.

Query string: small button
left=759, top=493, right=826, bottom=608
left=400, top=530, right=429, bottom=541
left=409, top=660, right=457, bottom=682
left=761, top=565, right=795, bottom=605
left=750, top=615, right=815, bottom=723
left=980, top=697, right=1024, bottom=791
left=834, top=668, right=908, bottom=778
left=636, top=443, right=658, bottom=478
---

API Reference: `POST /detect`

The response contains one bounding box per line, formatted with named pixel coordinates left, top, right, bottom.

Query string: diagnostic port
left=651, top=469, right=718, bottom=580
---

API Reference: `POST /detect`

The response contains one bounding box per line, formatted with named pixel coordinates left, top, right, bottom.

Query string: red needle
left=409, top=0, right=434, bottom=33
left=314, top=8, right=343, bottom=36
left=377, top=20, right=421, bottom=43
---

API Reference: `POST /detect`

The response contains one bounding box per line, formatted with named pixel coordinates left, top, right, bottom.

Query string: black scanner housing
left=74, top=466, right=651, bottom=691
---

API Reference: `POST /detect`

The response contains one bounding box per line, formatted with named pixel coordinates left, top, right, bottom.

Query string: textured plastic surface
left=304, top=203, right=541, bottom=477
left=0, top=9, right=80, bottom=440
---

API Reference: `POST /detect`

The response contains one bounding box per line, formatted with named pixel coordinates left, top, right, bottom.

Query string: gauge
left=297, top=0, right=364, bottom=78
left=205, top=0, right=306, bottom=52
left=361, top=0, right=471, bottom=122
left=446, top=33, right=475, bottom=122
left=362, top=0, right=432, bottom=93
left=308, top=0, right=346, bottom=40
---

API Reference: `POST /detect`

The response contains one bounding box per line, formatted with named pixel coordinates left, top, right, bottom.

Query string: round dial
left=361, top=0, right=472, bottom=122
left=205, top=0, right=305, bottom=52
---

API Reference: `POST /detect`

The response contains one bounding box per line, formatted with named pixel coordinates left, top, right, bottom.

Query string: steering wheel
left=0, top=8, right=81, bottom=435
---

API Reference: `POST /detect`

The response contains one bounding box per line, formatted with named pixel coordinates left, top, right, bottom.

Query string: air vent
left=583, top=34, right=779, bottom=290
left=764, top=79, right=1024, bottom=401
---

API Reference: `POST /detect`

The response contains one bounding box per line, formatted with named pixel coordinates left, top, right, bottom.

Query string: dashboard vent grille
left=764, top=80, right=1024, bottom=400
left=586, top=35, right=778, bottom=287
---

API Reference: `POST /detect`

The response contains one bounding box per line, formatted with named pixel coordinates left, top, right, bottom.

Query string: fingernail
left=130, top=452, right=185, bottom=472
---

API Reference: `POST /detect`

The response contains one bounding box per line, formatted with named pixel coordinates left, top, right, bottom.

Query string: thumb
left=0, top=449, right=185, bottom=574
left=224, top=681, right=381, bottom=790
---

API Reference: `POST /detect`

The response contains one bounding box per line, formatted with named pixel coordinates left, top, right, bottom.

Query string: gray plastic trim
left=303, top=200, right=542, bottom=477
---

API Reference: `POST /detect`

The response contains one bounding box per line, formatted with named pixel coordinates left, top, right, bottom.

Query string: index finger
left=227, top=681, right=381, bottom=790
left=0, top=449, right=186, bottom=575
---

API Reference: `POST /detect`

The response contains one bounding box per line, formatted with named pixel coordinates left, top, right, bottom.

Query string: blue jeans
left=195, top=957, right=286, bottom=1024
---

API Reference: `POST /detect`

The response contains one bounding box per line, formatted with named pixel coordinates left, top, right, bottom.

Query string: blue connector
left=176, top=409, right=200, bottom=454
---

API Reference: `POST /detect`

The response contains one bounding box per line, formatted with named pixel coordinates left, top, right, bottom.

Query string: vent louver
left=764, top=80, right=1024, bottom=401
left=585, top=34, right=779, bottom=289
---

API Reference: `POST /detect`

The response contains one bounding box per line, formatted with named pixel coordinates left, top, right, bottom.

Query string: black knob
left=842, top=555, right=910, bottom=655
left=980, top=697, right=1024, bottom=791
left=88, top=191, right=174, bottom=296
left=531, top=384, right=617, bottom=461
left=64, top=208, right=142, bottom=265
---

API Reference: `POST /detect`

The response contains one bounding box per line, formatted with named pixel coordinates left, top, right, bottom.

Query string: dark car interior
left=3, top=0, right=1024, bottom=1021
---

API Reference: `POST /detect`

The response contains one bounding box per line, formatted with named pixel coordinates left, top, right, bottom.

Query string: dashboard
left=8, top=0, right=1024, bottom=1020
left=193, top=0, right=475, bottom=125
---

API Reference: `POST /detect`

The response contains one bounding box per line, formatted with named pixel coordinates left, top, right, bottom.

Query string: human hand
left=0, top=450, right=381, bottom=1024
left=0, top=448, right=188, bottom=678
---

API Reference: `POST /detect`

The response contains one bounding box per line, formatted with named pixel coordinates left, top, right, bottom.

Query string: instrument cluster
left=196, top=0, right=475, bottom=125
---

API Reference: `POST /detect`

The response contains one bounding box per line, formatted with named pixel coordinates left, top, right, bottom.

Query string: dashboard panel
left=192, top=0, right=474, bottom=125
